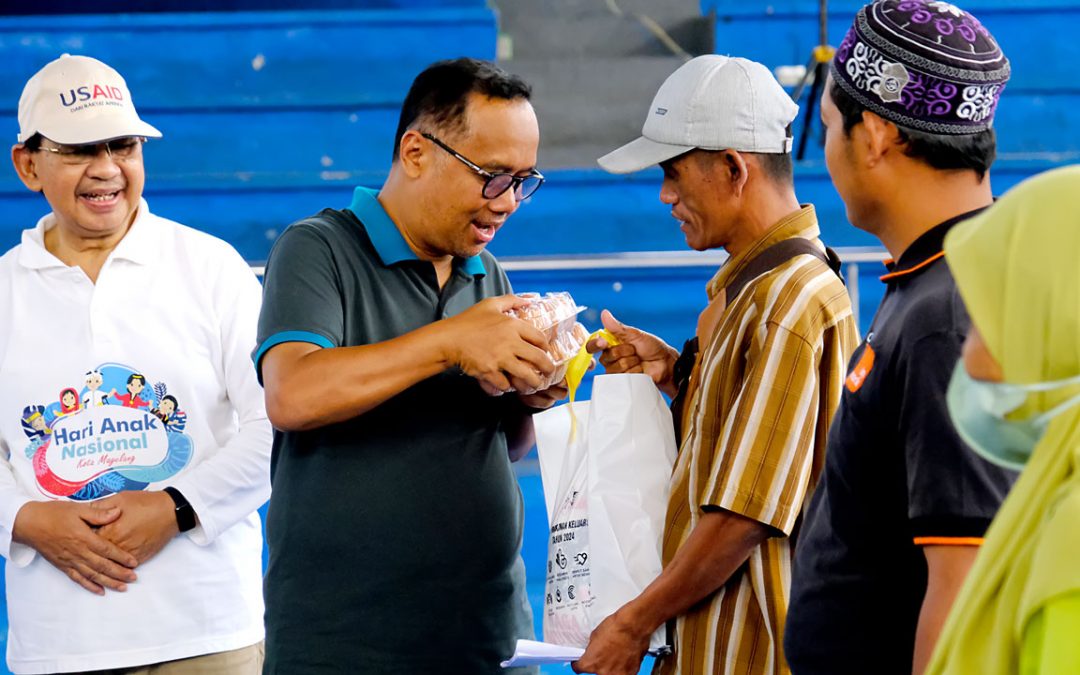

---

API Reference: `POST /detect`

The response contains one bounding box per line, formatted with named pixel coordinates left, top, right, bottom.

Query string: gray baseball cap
left=599, top=55, right=799, bottom=174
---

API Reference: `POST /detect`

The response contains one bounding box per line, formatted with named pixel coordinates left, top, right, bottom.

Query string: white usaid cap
left=17, top=54, right=162, bottom=145
left=598, top=55, right=799, bottom=174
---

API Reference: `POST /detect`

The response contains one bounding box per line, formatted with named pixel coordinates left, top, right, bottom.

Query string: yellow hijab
left=927, top=165, right=1080, bottom=674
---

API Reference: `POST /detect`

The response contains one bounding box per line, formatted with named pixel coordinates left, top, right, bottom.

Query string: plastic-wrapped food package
left=508, top=293, right=589, bottom=393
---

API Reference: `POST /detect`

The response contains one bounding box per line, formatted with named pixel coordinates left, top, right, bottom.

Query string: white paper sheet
left=500, top=639, right=584, bottom=667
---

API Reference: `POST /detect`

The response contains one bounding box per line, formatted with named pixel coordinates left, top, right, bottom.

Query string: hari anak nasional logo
left=19, top=363, right=193, bottom=501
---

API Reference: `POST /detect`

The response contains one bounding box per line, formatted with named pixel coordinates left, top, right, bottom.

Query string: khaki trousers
left=67, top=642, right=263, bottom=675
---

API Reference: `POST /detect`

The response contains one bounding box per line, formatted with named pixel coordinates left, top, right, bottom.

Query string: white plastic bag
left=534, top=373, right=678, bottom=651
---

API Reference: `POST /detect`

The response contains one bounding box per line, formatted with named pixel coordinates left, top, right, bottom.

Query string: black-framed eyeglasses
left=422, top=132, right=544, bottom=201
left=37, top=137, right=145, bottom=165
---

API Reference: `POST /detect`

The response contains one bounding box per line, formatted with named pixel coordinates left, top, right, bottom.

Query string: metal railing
left=251, top=246, right=889, bottom=327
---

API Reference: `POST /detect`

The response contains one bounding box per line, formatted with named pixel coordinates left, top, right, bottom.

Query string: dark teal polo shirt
left=256, top=187, right=535, bottom=675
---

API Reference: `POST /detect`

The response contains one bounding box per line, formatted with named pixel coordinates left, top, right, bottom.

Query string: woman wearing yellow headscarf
left=926, top=165, right=1080, bottom=674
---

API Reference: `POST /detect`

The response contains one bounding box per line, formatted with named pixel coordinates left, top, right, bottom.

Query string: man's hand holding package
left=516, top=378, right=569, bottom=410
left=444, top=295, right=555, bottom=394
left=587, top=310, right=679, bottom=397
left=480, top=375, right=568, bottom=409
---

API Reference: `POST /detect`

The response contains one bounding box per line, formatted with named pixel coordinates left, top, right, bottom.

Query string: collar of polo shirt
left=348, top=187, right=487, bottom=277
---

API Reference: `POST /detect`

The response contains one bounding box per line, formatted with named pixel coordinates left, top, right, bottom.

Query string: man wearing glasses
left=256, top=57, right=559, bottom=674
left=0, top=55, right=270, bottom=673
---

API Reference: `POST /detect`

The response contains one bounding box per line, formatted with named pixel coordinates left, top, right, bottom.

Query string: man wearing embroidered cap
left=575, top=55, right=858, bottom=675
left=0, top=55, right=270, bottom=673
left=785, top=2, right=1018, bottom=673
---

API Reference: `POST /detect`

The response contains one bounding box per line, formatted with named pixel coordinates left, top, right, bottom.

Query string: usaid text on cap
left=59, top=84, right=125, bottom=109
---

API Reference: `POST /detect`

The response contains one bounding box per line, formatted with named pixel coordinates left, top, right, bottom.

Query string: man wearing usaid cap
left=785, top=1, right=1018, bottom=673
left=577, top=55, right=858, bottom=674
left=16, top=54, right=162, bottom=147
left=0, top=55, right=270, bottom=672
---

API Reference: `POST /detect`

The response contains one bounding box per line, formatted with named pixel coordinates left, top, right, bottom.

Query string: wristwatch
left=162, top=487, right=197, bottom=533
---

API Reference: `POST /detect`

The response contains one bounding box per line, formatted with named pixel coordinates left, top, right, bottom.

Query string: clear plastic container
left=508, top=293, right=590, bottom=394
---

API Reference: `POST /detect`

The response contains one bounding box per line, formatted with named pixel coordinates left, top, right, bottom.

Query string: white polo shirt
left=0, top=200, right=271, bottom=674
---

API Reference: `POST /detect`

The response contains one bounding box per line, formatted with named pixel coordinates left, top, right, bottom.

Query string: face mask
left=946, top=362, right=1080, bottom=471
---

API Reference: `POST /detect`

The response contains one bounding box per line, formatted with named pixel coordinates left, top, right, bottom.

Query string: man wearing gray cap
left=785, top=1, right=1018, bottom=673
left=577, top=55, right=857, bottom=675
left=0, top=55, right=270, bottom=673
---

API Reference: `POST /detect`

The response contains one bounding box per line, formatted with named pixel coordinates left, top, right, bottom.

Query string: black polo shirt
left=255, top=187, right=535, bottom=674
left=784, top=211, right=1017, bottom=674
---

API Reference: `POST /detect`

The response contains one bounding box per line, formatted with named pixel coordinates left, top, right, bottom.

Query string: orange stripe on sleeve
left=913, top=536, right=985, bottom=546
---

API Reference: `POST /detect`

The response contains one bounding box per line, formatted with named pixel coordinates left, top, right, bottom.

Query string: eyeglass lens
left=52, top=138, right=142, bottom=161
left=483, top=173, right=543, bottom=201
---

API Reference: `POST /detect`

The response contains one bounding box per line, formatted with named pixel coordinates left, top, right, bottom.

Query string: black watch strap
left=162, top=486, right=197, bottom=533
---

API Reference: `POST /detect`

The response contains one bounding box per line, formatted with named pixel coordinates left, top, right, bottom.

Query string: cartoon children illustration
left=109, top=373, right=150, bottom=409
left=82, top=370, right=108, bottom=407
left=20, top=405, right=51, bottom=439
left=57, top=387, right=81, bottom=417
left=152, top=394, right=187, bottom=432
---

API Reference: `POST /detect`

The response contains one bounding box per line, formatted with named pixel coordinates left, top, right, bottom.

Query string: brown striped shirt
left=656, top=206, right=858, bottom=675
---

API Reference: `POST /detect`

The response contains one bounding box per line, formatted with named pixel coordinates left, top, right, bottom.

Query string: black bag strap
left=724, top=238, right=842, bottom=302
left=669, top=238, right=843, bottom=440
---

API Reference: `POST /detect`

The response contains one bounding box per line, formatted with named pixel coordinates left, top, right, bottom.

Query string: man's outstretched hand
left=586, top=310, right=679, bottom=397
